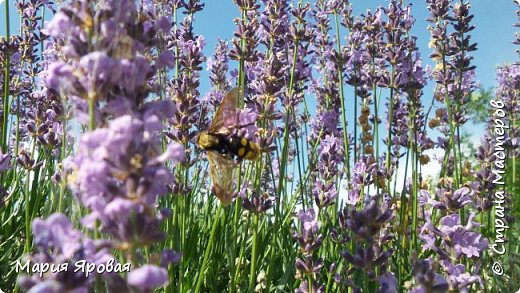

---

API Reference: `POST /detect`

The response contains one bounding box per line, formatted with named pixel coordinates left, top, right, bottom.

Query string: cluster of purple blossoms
left=18, top=213, right=179, bottom=292
left=18, top=214, right=115, bottom=292
left=413, top=1, right=488, bottom=291
left=231, top=0, right=283, bottom=154
left=250, top=0, right=292, bottom=149
left=166, top=0, right=206, bottom=161
left=259, top=0, right=290, bottom=56
left=19, top=0, right=186, bottom=291
left=1, top=35, right=21, bottom=124
left=339, top=2, right=369, bottom=162
left=307, top=1, right=347, bottom=209
left=204, top=40, right=231, bottom=113
left=387, top=2, right=433, bottom=171
left=467, top=63, right=518, bottom=226
left=344, top=1, right=433, bottom=203
left=408, top=259, right=449, bottom=292
left=337, top=198, right=395, bottom=291
left=41, top=0, right=177, bottom=123
left=495, top=64, right=520, bottom=155
left=3, top=1, right=60, bottom=162
left=227, top=0, right=314, bottom=195
left=284, top=2, right=313, bottom=107
left=309, top=0, right=343, bottom=144
left=346, top=155, right=376, bottom=205
left=65, top=110, right=184, bottom=234
left=12, top=0, right=48, bottom=131
left=293, top=209, right=325, bottom=293
left=242, top=191, right=273, bottom=214
left=313, top=135, right=343, bottom=208
left=415, top=186, right=488, bottom=291
left=470, top=135, right=497, bottom=212
left=62, top=111, right=183, bottom=290
left=230, top=0, right=261, bottom=72
left=419, top=209, right=487, bottom=291
left=387, top=95, right=409, bottom=163
left=23, top=21, right=65, bottom=157
left=427, top=0, right=477, bottom=163
left=0, top=150, right=9, bottom=207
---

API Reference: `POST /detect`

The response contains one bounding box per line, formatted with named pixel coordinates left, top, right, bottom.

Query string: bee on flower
left=196, top=87, right=261, bottom=205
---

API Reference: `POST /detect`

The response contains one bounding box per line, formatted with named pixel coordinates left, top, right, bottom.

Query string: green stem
left=58, top=101, right=68, bottom=213
left=386, top=66, right=396, bottom=189
left=88, top=96, right=95, bottom=131
left=2, top=0, right=11, bottom=153
left=229, top=199, right=241, bottom=293
left=238, top=8, right=247, bottom=92
left=248, top=214, right=260, bottom=293
left=334, top=12, right=351, bottom=181
left=265, top=22, right=301, bottom=289
left=454, top=28, right=466, bottom=222
left=194, top=204, right=223, bottom=293
left=291, top=109, right=306, bottom=209
left=264, top=153, right=284, bottom=287
left=408, top=98, right=418, bottom=250
left=23, top=139, right=36, bottom=253
left=440, top=56, right=460, bottom=186
left=277, top=35, right=299, bottom=199
left=234, top=209, right=252, bottom=287
left=354, top=84, right=358, bottom=162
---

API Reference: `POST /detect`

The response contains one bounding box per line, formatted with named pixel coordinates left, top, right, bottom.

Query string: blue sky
left=1, top=0, right=517, bottom=88
left=193, top=0, right=518, bottom=89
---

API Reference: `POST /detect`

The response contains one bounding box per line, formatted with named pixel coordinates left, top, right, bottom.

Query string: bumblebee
left=197, top=87, right=261, bottom=205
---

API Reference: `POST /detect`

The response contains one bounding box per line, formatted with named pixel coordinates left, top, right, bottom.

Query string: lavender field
left=0, top=0, right=519, bottom=292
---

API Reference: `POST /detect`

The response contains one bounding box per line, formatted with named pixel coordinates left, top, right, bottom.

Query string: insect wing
left=207, top=151, right=236, bottom=205
left=208, top=87, right=242, bottom=134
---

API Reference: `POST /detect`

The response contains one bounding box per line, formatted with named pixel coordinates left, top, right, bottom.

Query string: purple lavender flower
left=336, top=195, right=394, bottom=288
left=207, top=40, right=231, bottom=93
left=421, top=186, right=473, bottom=211
left=293, top=208, right=325, bottom=291
left=225, top=107, right=260, bottom=142
left=342, top=246, right=393, bottom=279
left=229, top=1, right=260, bottom=63
left=340, top=198, right=394, bottom=242
left=313, top=135, right=344, bottom=208
left=409, top=259, right=449, bottom=293
left=441, top=261, right=482, bottom=291
left=242, top=192, right=273, bottom=214
left=66, top=114, right=183, bottom=234
left=160, top=250, right=182, bottom=268
left=42, top=11, right=73, bottom=39
left=18, top=214, right=117, bottom=292
left=295, top=279, right=325, bottom=293
left=127, top=265, right=169, bottom=290
left=495, top=64, right=520, bottom=157
left=294, top=209, right=322, bottom=253
left=0, top=151, right=10, bottom=172
left=437, top=213, right=488, bottom=259
left=40, top=0, right=173, bottom=127
left=419, top=209, right=487, bottom=291
left=346, top=156, right=377, bottom=205
left=378, top=273, right=397, bottom=293
left=166, top=19, right=206, bottom=154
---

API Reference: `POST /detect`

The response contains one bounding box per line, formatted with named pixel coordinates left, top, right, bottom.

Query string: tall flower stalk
left=1, top=0, right=11, bottom=154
